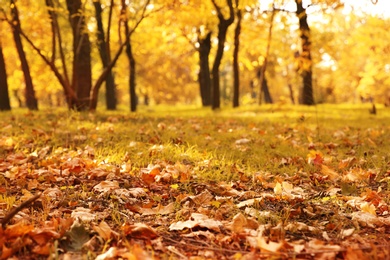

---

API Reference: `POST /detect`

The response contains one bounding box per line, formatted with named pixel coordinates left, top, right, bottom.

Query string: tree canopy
left=0, top=0, right=388, bottom=110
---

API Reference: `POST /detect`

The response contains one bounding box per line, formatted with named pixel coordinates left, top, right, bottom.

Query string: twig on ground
left=1, top=192, right=41, bottom=228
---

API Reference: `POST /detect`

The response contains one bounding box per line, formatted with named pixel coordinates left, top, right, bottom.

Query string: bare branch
left=1, top=193, right=41, bottom=228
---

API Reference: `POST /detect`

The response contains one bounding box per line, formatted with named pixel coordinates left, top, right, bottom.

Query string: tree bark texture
left=93, top=0, right=117, bottom=110
left=257, top=68, right=273, bottom=104
left=211, top=0, right=235, bottom=110
left=295, top=0, right=315, bottom=105
left=10, top=0, right=38, bottom=110
left=198, top=31, right=212, bottom=106
left=66, top=0, right=92, bottom=111
left=232, top=5, right=241, bottom=108
left=121, top=0, right=137, bottom=112
left=45, top=0, right=76, bottom=109
left=0, top=42, right=11, bottom=110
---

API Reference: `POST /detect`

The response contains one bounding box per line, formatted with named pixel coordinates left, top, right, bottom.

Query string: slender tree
left=0, top=40, right=11, bottom=110
left=93, top=0, right=117, bottom=110
left=295, top=0, right=314, bottom=105
left=198, top=31, right=212, bottom=106
left=120, top=0, right=151, bottom=112
left=232, top=0, right=241, bottom=108
left=10, top=0, right=38, bottom=110
left=257, top=68, right=273, bottom=104
left=258, top=2, right=275, bottom=105
left=66, top=0, right=92, bottom=110
left=211, top=0, right=234, bottom=110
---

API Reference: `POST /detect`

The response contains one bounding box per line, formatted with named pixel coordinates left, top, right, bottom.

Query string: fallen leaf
left=93, top=181, right=119, bottom=194
left=71, top=207, right=96, bottom=222
left=65, top=219, right=91, bottom=251
left=360, top=202, right=376, bottom=215
left=190, top=189, right=214, bottom=206
left=96, top=247, right=118, bottom=260
left=139, top=202, right=175, bottom=215
left=352, top=212, right=390, bottom=227
left=122, top=223, right=158, bottom=239
left=321, top=165, right=340, bottom=180
left=93, top=221, right=118, bottom=241
left=169, top=213, right=222, bottom=232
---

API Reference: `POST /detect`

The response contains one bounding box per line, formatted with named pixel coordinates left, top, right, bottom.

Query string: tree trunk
left=66, top=0, right=92, bottom=111
left=295, top=0, right=314, bottom=105
left=211, top=0, right=234, bottom=110
left=10, top=0, right=38, bottom=110
left=258, top=4, right=275, bottom=105
left=121, top=0, right=137, bottom=112
left=257, top=68, right=273, bottom=104
left=0, top=42, right=11, bottom=111
left=45, top=0, right=75, bottom=109
left=197, top=31, right=212, bottom=106
left=93, top=0, right=117, bottom=110
left=232, top=4, right=241, bottom=108
left=288, top=84, right=295, bottom=104
left=127, top=39, right=137, bottom=112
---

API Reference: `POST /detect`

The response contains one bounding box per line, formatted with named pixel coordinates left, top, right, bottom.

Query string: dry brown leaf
left=230, top=213, right=247, bottom=233
left=183, top=230, right=216, bottom=240
left=139, top=202, right=175, bottom=216
left=189, top=189, right=214, bottom=206
left=352, top=212, right=390, bottom=227
left=93, top=181, right=119, bottom=194
left=95, top=247, right=118, bottom=260
left=93, top=221, right=118, bottom=241
left=257, top=237, right=292, bottom=253
left=344, top=247, right=370, bottom=260
left=29, top=228, right=60, bottom=245
left=122, top=223, right=158, bottom=239
left=169, top=213, right=222, bottom=232
left=71, top=207, right=96, bottom=222
left=321, top=165, right=340, bottom=180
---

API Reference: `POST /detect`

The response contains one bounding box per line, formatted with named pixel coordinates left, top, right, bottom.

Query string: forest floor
left=1, top=104, right=390, bottom=259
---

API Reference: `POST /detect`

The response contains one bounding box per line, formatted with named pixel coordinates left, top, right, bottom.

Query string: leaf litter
left=0, top=111, right=390, bottom=259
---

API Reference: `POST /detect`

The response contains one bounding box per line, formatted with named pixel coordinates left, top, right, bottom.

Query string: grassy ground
left=0, top=104, right=390, bottom=259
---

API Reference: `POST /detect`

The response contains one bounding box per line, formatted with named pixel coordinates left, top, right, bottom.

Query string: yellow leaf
left=170, top=184, right=179, bottom=190
left=274, top=182, right=282, bottom=195
left=321, top=165, right=339, bottom=180
left=360, top=202, right=376, bottom=215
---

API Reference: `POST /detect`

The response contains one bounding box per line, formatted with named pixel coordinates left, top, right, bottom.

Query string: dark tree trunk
left=295, top=0, right=314, bottom=105
left=121, top=0, right=137, bottom=112
left=93, top=0, right=117, bottom=110
left=10, top=0, right=38, bottom=110
left=258, top=5, right=275, bottom=105
left=211, top=0, right=235, bottom=110
left=66, top=0, right=92, bottom=111
left=197, top=31, right=212, bottom=106
left=232, top=4, right=241, bottom=108
left=45, top=0, right=75, bottom=109
left=127, top=40, right=137, bottom=112
left=0, top=42, right=11, bottom=111
left=257, top=68, right=273, bottom=104
left=288, top=84, right=295, bottom=104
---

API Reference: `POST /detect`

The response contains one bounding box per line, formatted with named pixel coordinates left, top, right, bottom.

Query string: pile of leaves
left=0, top=108, right=390, bottom=259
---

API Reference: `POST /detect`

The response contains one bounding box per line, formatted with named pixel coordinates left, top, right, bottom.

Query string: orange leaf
left=0, top=244, right=13, bottom=259
left=121, top=223, right=158, bottom=239
left=32, top=243, right=52, bottom=256
left=29, top=228, right=60, bottom=245
left=93, top=221, right=115, bottom=241
left=5, top=222, right=34, bottom=238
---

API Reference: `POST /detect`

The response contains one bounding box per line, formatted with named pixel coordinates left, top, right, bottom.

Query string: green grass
left=1, top=104, right=389, bottom=179
left=1, top=104, right=390, bottom=258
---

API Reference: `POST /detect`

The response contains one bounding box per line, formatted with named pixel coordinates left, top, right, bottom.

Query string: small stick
left=1, top=192, right=41, bottom=228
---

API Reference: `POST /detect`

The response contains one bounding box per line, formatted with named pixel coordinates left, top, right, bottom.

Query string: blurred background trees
left=0, top=0, right=388, bottom=111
